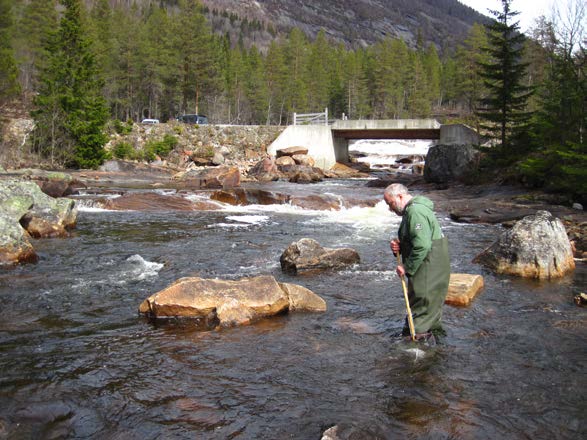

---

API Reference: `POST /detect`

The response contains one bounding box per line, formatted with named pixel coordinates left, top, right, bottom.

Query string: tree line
left=0, top=0, right=585, bottom=201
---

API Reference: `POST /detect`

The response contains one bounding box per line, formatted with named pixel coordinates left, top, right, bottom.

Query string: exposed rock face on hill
left=201, top=0, right=490, bottom=50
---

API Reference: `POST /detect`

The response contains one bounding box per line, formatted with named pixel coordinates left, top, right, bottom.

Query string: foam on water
left=350, top=139, right=434, bottom=168
left=124, top=254, right=164, bottom=281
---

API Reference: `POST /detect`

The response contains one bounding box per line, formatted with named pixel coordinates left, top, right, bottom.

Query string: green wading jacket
left=398, top=196, right=450, bottom=334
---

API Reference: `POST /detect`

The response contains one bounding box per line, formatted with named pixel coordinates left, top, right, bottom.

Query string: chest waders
left=406, top=236, right=450, bottom=335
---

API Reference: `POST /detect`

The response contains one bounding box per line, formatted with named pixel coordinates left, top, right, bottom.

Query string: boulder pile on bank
left=139, top=275, right=326, bottom=327
left=0, top=180, right=77, bottom=265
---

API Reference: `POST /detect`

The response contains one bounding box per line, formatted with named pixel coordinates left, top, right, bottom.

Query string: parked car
left=177, top=114, right=208, bottom=125
left=141, top=118, right=160, bottom=124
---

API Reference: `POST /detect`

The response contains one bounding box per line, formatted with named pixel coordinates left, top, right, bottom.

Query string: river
left=0, top=178, right=584, bottom=439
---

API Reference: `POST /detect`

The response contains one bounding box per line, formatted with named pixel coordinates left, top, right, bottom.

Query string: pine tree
left=283, top=28, right=309, bottom=119
left=33, top=0, right=108, bottom=169
left=245, top=46, right=269, bottom=124
left=265, top=40, right=288, bottom=124
left=110, top=6, right=142, bottom=121
left=476, top=0, right=533, bottom=156
left=174, top=0, right=219, bottom=115
left=306, top=30, right=331, bottom=112
left=454, top=23, right=490, bottom=122
left=371, top=38, right=410, bottom=118
left=422, top=44, right=442, bottom=108
left=406, top=52, right=431, bottom=117
left=0, top=0, right=20, bottom=103
left=13, top=0, right=58, bottom=93
left=342, top=49, right=370, bottom=119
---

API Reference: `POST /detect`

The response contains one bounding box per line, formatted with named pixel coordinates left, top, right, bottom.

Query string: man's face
left=384, top=193, right=403, bottom=216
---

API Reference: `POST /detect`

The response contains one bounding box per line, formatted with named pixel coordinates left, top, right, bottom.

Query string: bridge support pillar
left=332, top=136, right=349, bottom=163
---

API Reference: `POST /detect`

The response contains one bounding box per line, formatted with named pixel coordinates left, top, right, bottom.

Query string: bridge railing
left=293, top=108, right=328, bottom=126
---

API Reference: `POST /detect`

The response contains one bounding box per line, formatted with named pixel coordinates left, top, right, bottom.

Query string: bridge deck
left=332, top=128, right=440, bottom=140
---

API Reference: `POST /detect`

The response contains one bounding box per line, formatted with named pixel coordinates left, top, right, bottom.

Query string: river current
left=0, top=179, right=585, bottom=439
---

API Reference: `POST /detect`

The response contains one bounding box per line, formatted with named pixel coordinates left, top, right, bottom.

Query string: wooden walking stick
left=396, top=252, right=416, bottom=341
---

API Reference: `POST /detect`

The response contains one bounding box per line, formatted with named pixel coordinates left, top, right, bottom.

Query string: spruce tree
left=33, top=0, right=108, bottom=169
left=476, top=0, right=533, bottom=157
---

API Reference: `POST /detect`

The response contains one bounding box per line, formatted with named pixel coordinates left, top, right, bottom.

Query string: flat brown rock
left=445, top=273, right=484, bottom=307
left=139, top=275, right=327, bottom=328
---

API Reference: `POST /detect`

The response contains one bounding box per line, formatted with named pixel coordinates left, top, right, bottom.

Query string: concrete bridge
left=268, top=119, right=479, bottom=169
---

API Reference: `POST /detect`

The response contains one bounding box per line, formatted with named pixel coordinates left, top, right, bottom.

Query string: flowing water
left=0, top=179, right=585, bottom=439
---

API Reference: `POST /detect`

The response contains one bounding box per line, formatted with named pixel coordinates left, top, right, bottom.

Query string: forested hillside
left=7, top=0, right=495, bottom=126
left=0, top=0, right=585, bottom=201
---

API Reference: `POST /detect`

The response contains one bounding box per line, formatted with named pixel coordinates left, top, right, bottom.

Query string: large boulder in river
left=280, top=238, right=360, bottom=274
left=0, top=213, right=37, bottom=265
left=473, top=211, right=575, bottom=279
left=139, top=275, right=326, bottom=327
left=0, top=180, right=77, bottom=238
left=424, top=144, right=480, bottom=183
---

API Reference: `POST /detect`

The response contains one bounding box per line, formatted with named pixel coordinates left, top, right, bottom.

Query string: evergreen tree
left=306, top=30, right=331, bottom=112
left=245, top=46, right=269, bottom=123
left=454, top=23, right=489, bottom=123
left=476, top=0, right=533, bottom=156
left=371, top=38, right=410, bottom=118
left=174, top=0, right=219, bottom=115
left=422, top=44, right=442, bottom=108
left=110, top=5, right=142, bottom=121
left=265, top=40, right=288, bottom=124
left=406, top=52, right=431, bottom=117
left=519, top=8, right=586, bottom=202
left=13, top=0, right=58, bottom=93
left=33, top=0, right=109, bottom=169
left=0, top=0, right=20, bottom=103
left=342, top=49, right=370, bottom=119
left=283, top=28, right=309, bottom=119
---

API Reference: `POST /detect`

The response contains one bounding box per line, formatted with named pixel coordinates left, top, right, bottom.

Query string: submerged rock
left=280, top=238, right=360, bottom=274
left=139, top=275, right=326, bottom=327
left=473, top=211, right=575, bottom=279
left=445, top=274, right=484, bottom=307
left=102, top=192, right=218, bottom=211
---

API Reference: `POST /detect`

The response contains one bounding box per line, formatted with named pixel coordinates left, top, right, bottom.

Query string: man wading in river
left=384, top=183, right=450, bottom=342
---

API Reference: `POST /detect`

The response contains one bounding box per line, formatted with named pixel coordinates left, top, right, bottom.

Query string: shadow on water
left=0, top=180, right=585, bottom=439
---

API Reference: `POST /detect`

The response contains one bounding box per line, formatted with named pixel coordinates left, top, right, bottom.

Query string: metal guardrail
left=293, top=108, right=328, bottom=126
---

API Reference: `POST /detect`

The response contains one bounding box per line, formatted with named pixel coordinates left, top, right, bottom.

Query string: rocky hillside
left=200, top=0, right=491, bottom=50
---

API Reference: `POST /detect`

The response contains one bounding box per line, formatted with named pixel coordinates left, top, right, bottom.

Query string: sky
left=458, top=0, right=565, bottom=33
